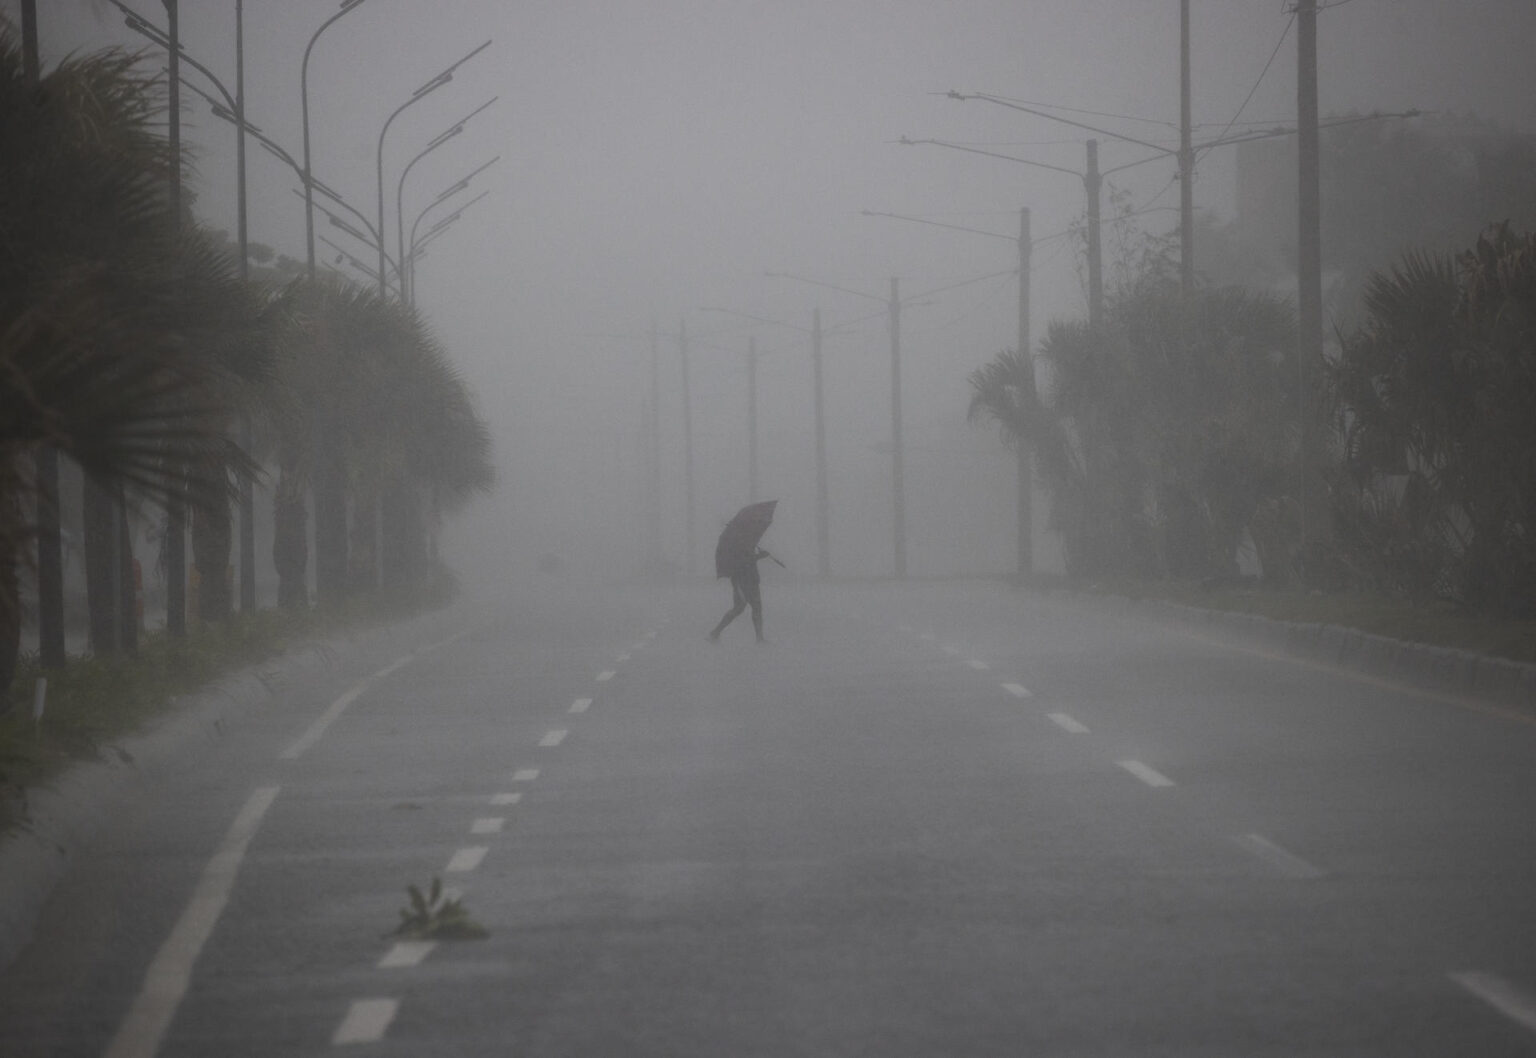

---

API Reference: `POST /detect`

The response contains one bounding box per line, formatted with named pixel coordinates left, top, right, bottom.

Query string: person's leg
left=745, top=579, right=764, bottom=641
left=708, top=581, right=747, bottom=640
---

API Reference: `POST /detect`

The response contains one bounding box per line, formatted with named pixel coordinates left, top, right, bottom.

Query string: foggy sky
left=12, top=1, right=1536, bottom=581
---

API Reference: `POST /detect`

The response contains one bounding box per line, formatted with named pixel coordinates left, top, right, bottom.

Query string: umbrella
left=715, top=500, right=777, bottom=578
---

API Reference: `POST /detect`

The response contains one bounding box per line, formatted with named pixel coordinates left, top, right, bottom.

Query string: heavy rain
left=2, top=1, right=1535, bottom=1054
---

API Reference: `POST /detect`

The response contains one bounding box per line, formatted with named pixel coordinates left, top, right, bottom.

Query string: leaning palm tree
left=0, top=27, right=253, bottom=693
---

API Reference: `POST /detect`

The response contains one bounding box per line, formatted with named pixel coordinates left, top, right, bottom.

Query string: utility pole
left=648, top=322, right=661, bottom=569
left=888, top=277, right=906, bottom=580
left=1016, top=207, right=1034, bottom=580
left=23, top=1, right=65, bottom=667
left=1085, top=139, right=1104, bottom=328
left=1179, top=0, right=1195, bottom=296
left=746, top=336, right=759, bottom=502
left=165, top=0, right=186, bottom=636
left=236, top=0, right=256, bottom=614
left=812, top=307, right=830, bottom=579
left=1296, top=0, right=1322, bottom=549
left=679, top=318, right=696, bottom=576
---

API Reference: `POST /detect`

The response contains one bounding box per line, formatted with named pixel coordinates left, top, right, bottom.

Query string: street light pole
left=766, top=271, right=906, bottom=578
left=1016, top=207, right=1034, bottom=579
left=375, top=40, right=490, bottom=297
left=1179, top=0, right=1195, bottom=296
left=679, top=318, right=696, bottom=576
left=812, top=307, right=829, bottom=578
left=747, top=337, right=759, bottom=502
left=303, top=0, right=369, bottom=281
left=164, top=0, right=185, bottom=639
left=394, top=97, right=495, bottom=297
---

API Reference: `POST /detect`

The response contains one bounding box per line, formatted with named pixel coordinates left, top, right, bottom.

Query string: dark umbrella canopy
left=715, top=500, right=777, bottom=578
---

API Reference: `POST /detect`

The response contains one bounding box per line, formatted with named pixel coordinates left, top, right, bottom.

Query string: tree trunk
left=348, top=485, right=377, bottom=595
left=381, top=483, right=426, bottom=591
left=82, top=474, right=118, bottom=654
left=118, top=493, right=136, bottom=653
left=190, top=457, right=232, bottom=622
left=273, top=458, right=308, bottom=609
left=312, top=413, right=348, bottom=606
left=0, top=497, right=20, bottom=705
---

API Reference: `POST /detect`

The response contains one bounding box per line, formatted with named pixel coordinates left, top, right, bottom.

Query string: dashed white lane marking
left=1118, top=760, right=1175, bottom=788
left=490, top=792, right=523, bottom=806
left=630, top=641, right=646, bottom=652
left=378, top=941, right=436, bottom=969
left=1048, top=712, right=1090, bottom=734
left=333, top=998, right=399, bottom=1045
left=569, top=697, right=593, bottom=714
left=1002, top=683, right=1032, bottom=698
left=105, top=786, right=281, bottom=1058
left=1233, top=833, right=1324, bottom=879
left=471, top=817, right=505, bottom=834
left=539, top=729, right=568, bottom=747
left=1452, top=972, right=1536, bottom=1034
left=512, top=768, right=540, bottom=782
left=445, top=847, right=488, bottom=873
left=616, top=652, right=631, bottom=662
left=940, top=644, right=961, bottom=656
left=280, top=654, right=414, bottom=760
left=920, top=632, right=936, bottom=642
left=967, top=659, right=990, bottom=670
left=596, top=670, right=616, bottom=682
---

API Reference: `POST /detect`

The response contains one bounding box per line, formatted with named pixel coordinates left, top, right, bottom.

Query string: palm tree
left=0, top=27, right=259, bottom=692
left=1330, top=225, right=1536, bottom=615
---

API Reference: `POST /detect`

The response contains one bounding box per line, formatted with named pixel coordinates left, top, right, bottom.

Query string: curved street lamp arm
left=408, top=155, right=500, bottom=254
left=861, top=208, right=1016, bottom=244
left=947, top=90, right=1173, bottom=156
left=395, top=96, right=498, bottom=287
left=898, top=135, right=1084, bottom=181
left=303, top=0, right=371, bottom=277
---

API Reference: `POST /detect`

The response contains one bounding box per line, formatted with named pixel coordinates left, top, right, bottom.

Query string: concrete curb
left=0, top=607, right=459, bottom=973
left=1129, top=597, right=1536, bottom=715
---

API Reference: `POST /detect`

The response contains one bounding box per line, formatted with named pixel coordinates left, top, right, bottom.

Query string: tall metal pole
left=1085, top=139, right=1104, bottom=329
left=1179, top=0, right=1195, bottom=296
left=679, top=318, right=696, bottom=576
left=1296, top=0, right=1322, bottom=548
left=302, top=1, right=369, bottom=280
left=236, top=0, right=256, bottom=614
left=747, top=337, right=759, bottom=502
left=1016, top=207, right=1034, bottom=580
left=889, top=277, right=906, bottom=580
left=164, top=0, right=185, bottom=636
left=812, top=307, right=830, bottom=579
left=23, top=1, right=65, bottom=666
left=648, top=322, right=661, bottom=568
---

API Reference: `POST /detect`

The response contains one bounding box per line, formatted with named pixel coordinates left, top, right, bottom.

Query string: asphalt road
left=2, top=577, right=1535, bottom=1056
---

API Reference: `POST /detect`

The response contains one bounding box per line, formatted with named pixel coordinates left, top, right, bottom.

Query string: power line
left=1199, top=11, right=1296, bottom=161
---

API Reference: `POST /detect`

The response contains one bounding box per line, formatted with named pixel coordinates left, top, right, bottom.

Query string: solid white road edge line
left=1451, top=972, right=1536, bottom=1035
left=1233, top=833, right=1324, bottom=879
left=1118, top=760, right=1175, bottom=787
left=570, top=698, right=593, bottom=713
left=378, top=941, right=436, bottom=969
left=332, top=998, right=399, bottom=1045
left=471, top=817, right=505, bottom=834
left=445, top=847, right=488, bottom=873
left=280, top=654, right=415, bottom=760
left=104, top=786, right=281, bottom=1058
left=539, top=729, right=568, bottom=747
left=1048, top=713, right=1090, bottom=734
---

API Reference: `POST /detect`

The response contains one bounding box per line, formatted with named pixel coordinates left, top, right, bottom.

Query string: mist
left=12, top=0, right=1536, bottom=591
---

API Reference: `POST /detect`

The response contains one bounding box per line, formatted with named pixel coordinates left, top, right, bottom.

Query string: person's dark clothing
left=709, top=550, right=766, bottom=642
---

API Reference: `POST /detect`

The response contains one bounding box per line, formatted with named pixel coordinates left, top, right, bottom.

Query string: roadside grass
left=0, top=586, right=454, bottom=835
left=1086, top=579, right=1536, bottom=664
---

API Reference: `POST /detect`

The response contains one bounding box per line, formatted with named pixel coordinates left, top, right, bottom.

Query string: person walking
left=708, top=546, right=771, bottom=643
left=707, top=500, right=781, bottom=643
